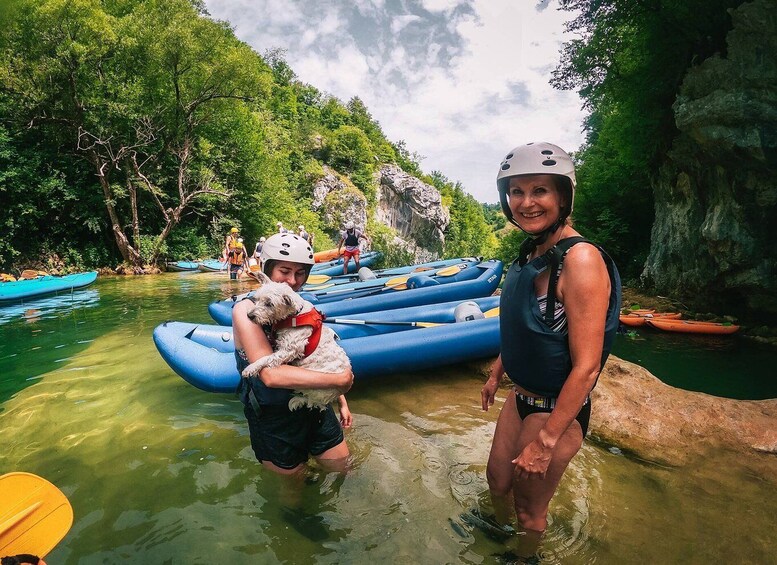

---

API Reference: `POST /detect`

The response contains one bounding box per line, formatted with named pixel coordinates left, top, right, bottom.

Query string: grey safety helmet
left=260, top=233, right=314, bottom=277
left=496, top=142, right=576, bottom=231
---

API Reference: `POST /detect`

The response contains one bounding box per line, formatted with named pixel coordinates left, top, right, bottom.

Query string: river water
left=1, top=273, right=775, bottom=564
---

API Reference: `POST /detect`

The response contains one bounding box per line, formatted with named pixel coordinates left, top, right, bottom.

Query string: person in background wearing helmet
left=276, top=221, right=289, bottom=234
left=337, top=221, right=369, bottom=275
left=232, top=233, right=354, bottom=479
left=297, top=224, right=313, bottom=246
left=480, top=142, right=621, bottom=556
left=227, top=237, right=247, bottom=280
left=224, top=227, right=239, bottom=262
left=253, top=236, right=266, bottom=261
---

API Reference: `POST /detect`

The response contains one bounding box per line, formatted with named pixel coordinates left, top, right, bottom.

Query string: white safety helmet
left=260, top=233, right=314, bottom=275
left=298, top=224, right=305, bottom=230
left=496, top=142, right=576, bottom=229
left=344, top=221, right=354, bottom=230
left=259, top=236, right=266, bottom=243
left=237, top=237, right=243, bottom=243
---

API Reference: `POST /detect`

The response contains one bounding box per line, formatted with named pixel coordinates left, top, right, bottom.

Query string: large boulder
left=311, top=166, right=368, bottom=234
left=642, top=0, right=777, bottom=321
left=375, top=164, right=450, bottom=261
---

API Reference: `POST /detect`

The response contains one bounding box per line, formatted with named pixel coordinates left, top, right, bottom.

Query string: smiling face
left=507, top=174, right=566, bottom=234
left=267, top=260, right=309, bottom=292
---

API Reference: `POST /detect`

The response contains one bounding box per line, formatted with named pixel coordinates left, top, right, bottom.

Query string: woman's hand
left=513, top=439, right=553, bottom=479
left=481, top=376, right=499, bottom=411
left=338, top=398, right=353, bottom=429
left=481, top=356, right=504, bottom=411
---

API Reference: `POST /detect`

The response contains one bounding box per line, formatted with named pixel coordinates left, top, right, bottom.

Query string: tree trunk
left=93, top=155, right=142, bottom=266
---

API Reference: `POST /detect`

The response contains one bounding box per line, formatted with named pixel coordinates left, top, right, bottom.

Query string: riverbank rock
left=592, top=356, right=777, bottom=466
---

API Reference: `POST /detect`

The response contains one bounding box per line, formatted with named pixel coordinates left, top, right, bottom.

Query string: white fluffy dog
left=240, top=272, right=351, bottom=411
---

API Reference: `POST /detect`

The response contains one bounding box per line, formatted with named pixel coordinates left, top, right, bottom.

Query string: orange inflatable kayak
left=645, top=318, right=739, bottom=335
left=619, top=312, right=682, bottom=327
left=313, top=248, right=342, bottom=263
left=619, top=314, right=647, bottom=327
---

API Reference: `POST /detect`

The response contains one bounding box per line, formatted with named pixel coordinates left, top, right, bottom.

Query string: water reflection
left=0, top=289, right=100, bottom=325
left=0, top=274, right=775, bottom=563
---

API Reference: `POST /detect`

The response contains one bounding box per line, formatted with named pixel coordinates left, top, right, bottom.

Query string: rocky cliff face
left=311, top=164, right=450, bottom=262
left=642, top=0, right=777, bottom=320
left=375, top=165, right=450, bottom=262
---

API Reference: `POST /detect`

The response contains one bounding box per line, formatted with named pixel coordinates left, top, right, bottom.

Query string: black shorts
left=243, top=402, right=344, bottom=469
left=515, top=394, right=591, bottom=437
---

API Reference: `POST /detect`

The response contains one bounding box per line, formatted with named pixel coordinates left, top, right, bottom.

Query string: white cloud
left=205, top=0, right=584, bottom=202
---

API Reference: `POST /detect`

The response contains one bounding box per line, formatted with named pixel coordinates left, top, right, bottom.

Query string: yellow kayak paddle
left=0, top=472, right=74, bottom=558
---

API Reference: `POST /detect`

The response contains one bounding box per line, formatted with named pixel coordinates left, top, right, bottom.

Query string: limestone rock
left=642, top=0, right=777, bottom=321
left=375, top=164, right=450, bottom=260
left=311, top=166, right=368, bottom=234
left=591, top=356, right=777, bottom=466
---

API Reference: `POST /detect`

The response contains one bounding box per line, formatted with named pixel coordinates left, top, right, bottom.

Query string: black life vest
left=344, top=229, right=359, bottom=247
left=499, top=237, right=622, bottom=397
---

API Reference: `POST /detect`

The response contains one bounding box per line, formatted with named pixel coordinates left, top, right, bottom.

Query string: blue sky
left=204, top=0, right=584, bottom=203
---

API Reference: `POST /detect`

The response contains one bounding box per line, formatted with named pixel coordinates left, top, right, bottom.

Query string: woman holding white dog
left=232, top=233, right=353, bottom=475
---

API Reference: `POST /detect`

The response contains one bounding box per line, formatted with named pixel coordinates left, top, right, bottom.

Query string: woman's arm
left=232, top=300, right=353, bottom=393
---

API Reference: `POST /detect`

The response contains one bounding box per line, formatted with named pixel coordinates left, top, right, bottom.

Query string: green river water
left=1, top=273, right=775, bottom=564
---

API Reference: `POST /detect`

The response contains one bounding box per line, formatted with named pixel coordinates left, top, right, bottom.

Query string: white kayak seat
left=454, top=301, right=485, bottom=322
left=358, top=267, right=377, bottom=281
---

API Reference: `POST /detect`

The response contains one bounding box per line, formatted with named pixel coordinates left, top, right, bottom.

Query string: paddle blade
left=0, top=472, right=74, bottom=558
left=434, top=264, right=464, bottom=277
left=306, top=274, right=331, bottom=285
left=484, top=307, right=500, bottom=318
left=384, top=275, right=410, bottom=290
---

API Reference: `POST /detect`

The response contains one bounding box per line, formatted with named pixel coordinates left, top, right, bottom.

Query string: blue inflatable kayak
left=197, top=259, right=225, bottom=272
left=310, top=251, right=381, bottom=276
left=0, top=271, right=98, bottom=303
left=153, top=296, right=501, bottom=392
left=208, top=259, right=503, bottom=326
left=167, top=261, right=200, bottom=272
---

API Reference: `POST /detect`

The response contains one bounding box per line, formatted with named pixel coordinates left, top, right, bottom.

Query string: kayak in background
left=166, top=261, right=199, bottom=272
left=154, top=296, right=501, bottom=393
left=208, top=259, right=504, bottom=326
left=646, top=318, right=740, bottom=335
left=197, top=259, right=226, bottom=272
left=310, top=251, right=381, bottom=277
left=0, top=271, right=98, bottom=303
left=313, top=248, right=342, bottom=262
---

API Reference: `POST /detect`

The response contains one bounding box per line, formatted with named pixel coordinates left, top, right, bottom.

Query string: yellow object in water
left=0, top=472, right=74, bottom=558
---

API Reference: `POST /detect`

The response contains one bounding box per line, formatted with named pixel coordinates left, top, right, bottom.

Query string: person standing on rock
left=337, top=221, right=369, bottom=275
left=479, top=142, right=621, bottom=557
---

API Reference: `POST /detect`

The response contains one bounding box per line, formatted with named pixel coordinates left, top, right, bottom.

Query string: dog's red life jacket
left=274, top=308, right=324, bottom=358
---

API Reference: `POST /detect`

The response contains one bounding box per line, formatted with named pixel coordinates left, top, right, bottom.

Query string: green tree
left=552, top=0, right=743, bottom=277
left=1, top=0, right=272, bottom=266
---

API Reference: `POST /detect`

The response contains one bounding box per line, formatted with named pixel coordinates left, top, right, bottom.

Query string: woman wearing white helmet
left=337, top=221, right=370, bottom=275
left=232, top=233, right=353, bottom=477
left=480, top=142, right=621, bottom=556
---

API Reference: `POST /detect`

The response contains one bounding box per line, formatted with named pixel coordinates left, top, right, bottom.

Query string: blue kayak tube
left=207, top=259, right=503, bottom=326
left=153, top=296, right=501, bottom=393
left=0, top=271, right=99, bottom=303
left=310, top=251, right=382, bottom=277
left=166, top=261, right=200, bottom=272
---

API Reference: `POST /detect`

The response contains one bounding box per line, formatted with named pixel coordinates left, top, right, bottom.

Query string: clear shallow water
left=0, top=273, right=775, bottom=564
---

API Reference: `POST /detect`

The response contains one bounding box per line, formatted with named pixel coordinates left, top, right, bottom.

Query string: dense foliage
left=0, top=0, right=495, bottom=272
left=553, top=0, right=743, bottom=280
